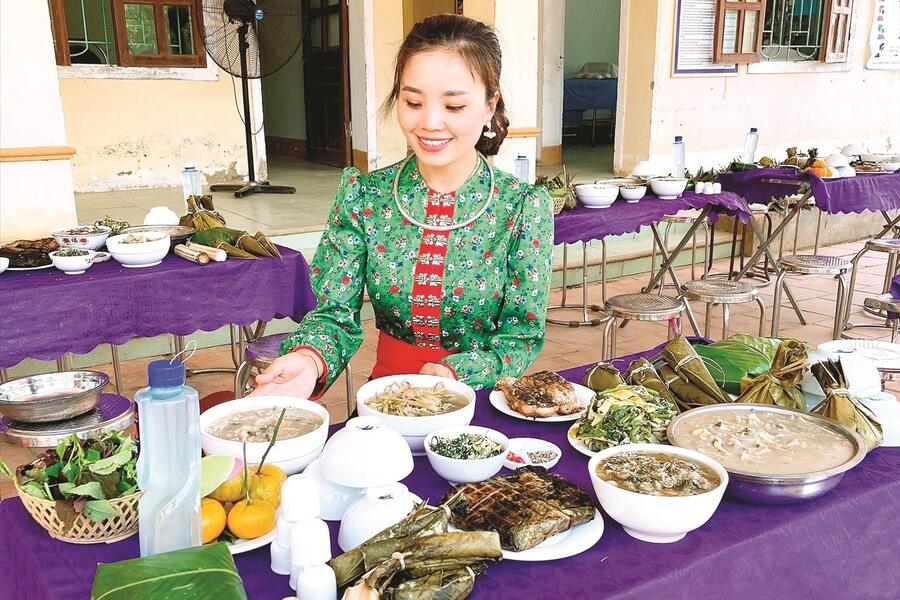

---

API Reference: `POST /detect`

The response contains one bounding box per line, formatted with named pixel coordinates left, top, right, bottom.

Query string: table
left=551, top=192, right=751, bottom=329
left=0, top=246, right=316, bottom=371
left=562, top=78, right=618, bottom=145
left=5, top=340, right=896, bottom=599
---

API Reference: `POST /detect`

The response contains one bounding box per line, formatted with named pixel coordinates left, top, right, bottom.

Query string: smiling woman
left=251, top=14, right=553, bottom=400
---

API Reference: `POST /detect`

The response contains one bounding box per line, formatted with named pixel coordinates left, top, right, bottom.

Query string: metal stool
left=771, top=255, right=851, bottom=340
left=852, top=294, right=900, bottom=343
left=547, top=240, right=609, bottom=327
left=648, top=211, right=711, bottom=293
left=844, top=238, right=900, bottom=329
left=682, top=279, right=766, bottom=339
left=234, top=333, right=355, bottom=415
left=602, top=294, right=685, bottom=360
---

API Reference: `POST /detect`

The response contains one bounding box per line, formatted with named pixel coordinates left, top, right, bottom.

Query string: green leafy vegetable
left=574, top=385, right=677, bottom=452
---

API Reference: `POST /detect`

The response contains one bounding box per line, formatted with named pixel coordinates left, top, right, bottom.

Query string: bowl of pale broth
left=200, top=397, right=330, bottom=474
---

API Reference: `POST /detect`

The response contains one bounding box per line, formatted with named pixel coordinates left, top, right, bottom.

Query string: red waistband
left=370, top=331, right=455, bottom=379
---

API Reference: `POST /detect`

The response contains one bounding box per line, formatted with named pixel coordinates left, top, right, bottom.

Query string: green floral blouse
left=281, top=156, right=554, bottom=390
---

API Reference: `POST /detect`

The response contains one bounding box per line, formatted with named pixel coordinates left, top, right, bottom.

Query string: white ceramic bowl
left=824, top=153, right=850, bottom=168
left=424, top=425, right=509, bottom=484
left=0, top=257, right=10, bottom=274
left=881, top=161, right=900, bottom=172
left=356, top=375, right=476, bottom=454
left=588, top=443, right=728, bottom=543
left=304, top=458, right=367, bottom=521
left=338, top=482, right=415, bottom=552
left=575, top=184, right=619, bottom=209
left=318, top=416, right=414, bottom=488
left=836, top=165, right=856, bottom=178
left=51, top=225, right=112, bottom=251
left=619, top=185, right=647, bottom=203
left=48, top=249, right=96, bottom=275
left=630, top=161, right=657, bottom=178
left=649, top=177, right=689, bottom=199
left=106, top=232, right=171, bottom=268
left=199, top=396, right=330, bottom=475
left=842, top=143, right=866, bottom=157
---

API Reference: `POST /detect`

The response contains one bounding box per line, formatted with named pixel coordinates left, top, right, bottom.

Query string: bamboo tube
left=174, top=244, right=209, bottom=265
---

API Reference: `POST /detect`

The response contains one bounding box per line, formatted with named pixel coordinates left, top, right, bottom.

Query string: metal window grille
left=64, top=0, right=117, bottom=65
left=761, top=0, right=826, bottom=61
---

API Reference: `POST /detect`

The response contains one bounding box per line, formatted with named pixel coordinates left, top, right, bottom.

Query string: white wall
left=539, top=0, right=566, bottom=155
left=0, top=1, right=77, bottom=242
left=564, top=0, right=620, bottom=77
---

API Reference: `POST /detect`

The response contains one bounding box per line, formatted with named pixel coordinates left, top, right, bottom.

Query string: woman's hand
left=419, top=362, right=456, bottom=379
left=249, top=351, right=322, bottom=399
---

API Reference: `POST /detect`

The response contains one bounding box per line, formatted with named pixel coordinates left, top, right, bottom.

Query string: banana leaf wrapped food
left=735, top=339, right=809, bottom=410
left=693, top=334, right=786, bottom=395
left=180, top=195, right=227, bottom=230
left=626, top=358, right=678, bottom=411
left=573, top=384, right=677, bottom=451
left=582, top=362, right=624, bottom=393
left=812, top=359, right=883, bottom=451
left=661, top=336, right=732, bottom=409
left=191, top=227, right=280, bottom=259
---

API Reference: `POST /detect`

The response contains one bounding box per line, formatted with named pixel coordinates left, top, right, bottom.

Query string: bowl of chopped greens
left=0, top=431, right=141, bottom=543
left=424, top=426, right=509, bottom=483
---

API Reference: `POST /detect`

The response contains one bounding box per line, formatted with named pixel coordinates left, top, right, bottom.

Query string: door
left=303, top=0, right=350, bottom=167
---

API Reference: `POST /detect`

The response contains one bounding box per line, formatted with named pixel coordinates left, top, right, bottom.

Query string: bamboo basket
left=17, top=481, right=141, bottom=544
left=552, top=194, right=567, bottom=215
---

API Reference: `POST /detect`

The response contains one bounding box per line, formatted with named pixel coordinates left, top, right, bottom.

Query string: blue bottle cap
left=674, top=136, right=683, bottom=142
left=148, top=359, right=185, bottom=388
left=516, top=154, right=527, bottom=159
left=750, top=127, right=758, bottom=133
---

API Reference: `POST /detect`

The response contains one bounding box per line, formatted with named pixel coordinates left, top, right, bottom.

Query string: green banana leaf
left=582, top=362, right=624, bottom=393
left=90, top=543, right=247, bottom=600
left=693, top=334, right=787, bottom=395
left=662, top=336, right=732, bottom=405
left=627, top=358, right=678, bottom=411
left=734, top=339, right=809, bottom=410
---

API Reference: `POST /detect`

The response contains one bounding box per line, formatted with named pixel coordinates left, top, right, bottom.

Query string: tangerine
left=201, top=497, right=227, bottom=544
left=249, top=471, right=282, bottom=509
left=227, top=498, right=276, bottom=539
left=208, top=473, right=245, bottom=503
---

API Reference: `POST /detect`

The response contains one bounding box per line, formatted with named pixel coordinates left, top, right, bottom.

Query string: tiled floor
left=73, top=142, right=613, bottom=235
left=3, top=239, right=898, bottom=499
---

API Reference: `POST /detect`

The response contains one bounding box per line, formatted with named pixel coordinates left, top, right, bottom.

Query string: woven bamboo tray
left=552, top=195, right=567, bottom=215
left=17, top=481, right=141, bottom=544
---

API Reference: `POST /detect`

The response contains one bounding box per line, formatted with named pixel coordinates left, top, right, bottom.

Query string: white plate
left=489, top=383, right=594, bottom=423
left=567, top=423, right=599, bottom=458
left=6, top=263, right=54, bottom=271
left=503, top=438, right=562, bottom=470
left=450, top=509, right=604, bottom=561
left=227, top=528, right=276, bottom=555
left=817, top=339, right=900, bottom=370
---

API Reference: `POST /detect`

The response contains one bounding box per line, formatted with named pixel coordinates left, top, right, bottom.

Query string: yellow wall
left=59, top=68, right=253, bottom=191
left=372, top=0, right=408, bottom=168
left=640, top=1, right=900, bottom=168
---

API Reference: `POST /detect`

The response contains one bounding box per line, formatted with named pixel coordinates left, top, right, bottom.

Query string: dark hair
left=382, top=14, right=509, bottom=156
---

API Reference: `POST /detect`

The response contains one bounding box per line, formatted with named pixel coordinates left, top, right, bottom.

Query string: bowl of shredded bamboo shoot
left=356, top=375, right=476, bottom=455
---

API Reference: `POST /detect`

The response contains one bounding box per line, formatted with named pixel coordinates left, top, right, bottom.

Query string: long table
left=0, top=246, right=316, bottom=370
left=2, top=340, right=897, bottom=600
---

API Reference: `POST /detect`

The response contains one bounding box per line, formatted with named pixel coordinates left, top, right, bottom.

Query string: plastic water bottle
left=513, top=154, right=529, bottom=182
left=135, top=358, right=201, bottom=557
left=742, top=127, right=759, bottom=163
left=181, top=163, right=202, bottom=200
left=672, top=136, right=686, bottom=178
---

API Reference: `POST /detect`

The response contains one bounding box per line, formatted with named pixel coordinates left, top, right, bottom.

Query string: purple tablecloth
left=3, top=339, right=897, bottom=600
left=718, top=167, right=900, bottom=214
left=553, top=192, right=750, bottom=245
left=0, top=246, right=316, bottom=369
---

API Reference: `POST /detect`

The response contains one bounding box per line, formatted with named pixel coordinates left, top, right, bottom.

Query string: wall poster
left=673, top=0, right=738, bottom=75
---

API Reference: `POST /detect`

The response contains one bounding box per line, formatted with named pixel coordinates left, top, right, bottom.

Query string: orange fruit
left=208, top=474, right=245, bottom=503
left=201, top=497, right=227, bottom=544
left=227, top=498, right=276, bottom=539
left=249, top=472, right=282, bottom=509
left=255, top=463, right=287, bottom=483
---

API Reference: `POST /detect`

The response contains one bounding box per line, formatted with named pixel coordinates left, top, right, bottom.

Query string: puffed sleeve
left=280, top=168, right=367, bottom=390
left=440, top=185, right=554, bottom=389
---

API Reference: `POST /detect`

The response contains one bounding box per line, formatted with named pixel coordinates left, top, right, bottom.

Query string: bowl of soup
left=200, top=397, right=330, bottom=474
left=667, top=404, right=867, bottom=504
left=588, top=443, right=728, bottom=543
left=356, top=375, right=476, bottom=455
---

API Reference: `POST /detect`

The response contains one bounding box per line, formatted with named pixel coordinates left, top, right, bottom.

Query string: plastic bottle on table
left=135, top=358, right=201, bottom=557
left=672, top=136, right=686, bottom=178
left=181, top=163, right=202, bottom=200
left=513, top=154, right=529, bottom=182
left=742, top=128, right=759, bottom=164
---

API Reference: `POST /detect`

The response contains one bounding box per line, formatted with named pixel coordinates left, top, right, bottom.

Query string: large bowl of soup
left=356, top=375, right=476, bottom=455
left=200, top=397, right=330, bottom=474
left=588, top=443, right=728, bottom=543
left=667, top=404, right=867, bottom=504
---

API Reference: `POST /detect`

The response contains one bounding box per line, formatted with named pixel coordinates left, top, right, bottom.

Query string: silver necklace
left=392, top=153, right=495, bottom=232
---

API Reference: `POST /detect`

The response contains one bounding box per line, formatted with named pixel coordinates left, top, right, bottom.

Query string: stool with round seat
left=234, top=333, right=355, bottom=414
left=842, top=238, right=900, bottom=334
left=602, top=294, right=685, bottom=360
left=771, top=255, right=851, bottom=340
left=682, top=279, right=766, bottom=339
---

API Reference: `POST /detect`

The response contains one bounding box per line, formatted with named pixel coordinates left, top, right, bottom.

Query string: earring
left=482, top=121, right=497, bottom=139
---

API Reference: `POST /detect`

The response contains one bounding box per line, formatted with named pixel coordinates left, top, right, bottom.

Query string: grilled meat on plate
left=442, top=466, right=595, bottom=551
left=495, top=371, right=581, bottom=417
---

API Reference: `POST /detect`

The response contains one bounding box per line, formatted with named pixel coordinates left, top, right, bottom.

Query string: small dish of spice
left=503, top=438, right=562, bottom=470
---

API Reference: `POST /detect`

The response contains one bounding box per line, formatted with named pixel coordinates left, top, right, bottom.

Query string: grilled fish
left=442, top=466, right=595, bottom=551
left=495, top=371, right=581, bottom=418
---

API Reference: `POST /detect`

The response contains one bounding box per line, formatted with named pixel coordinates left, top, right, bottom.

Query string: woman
left=252, top=14, right=553, bottom=400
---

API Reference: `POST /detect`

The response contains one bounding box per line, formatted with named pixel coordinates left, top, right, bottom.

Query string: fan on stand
left=202, top=0, right=302, bottom=198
